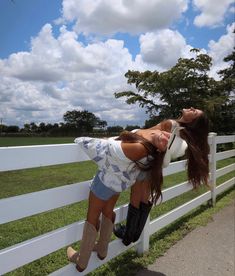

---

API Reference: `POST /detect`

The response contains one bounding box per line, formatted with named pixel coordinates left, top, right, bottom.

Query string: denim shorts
left=90, top=174, right=119, bottom=201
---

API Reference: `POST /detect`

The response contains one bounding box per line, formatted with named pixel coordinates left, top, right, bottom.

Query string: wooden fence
left=0, top=133, right=234, bottom=275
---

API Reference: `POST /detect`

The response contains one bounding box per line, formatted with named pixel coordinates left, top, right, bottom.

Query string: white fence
left=0, top=133, right=234, bottom=275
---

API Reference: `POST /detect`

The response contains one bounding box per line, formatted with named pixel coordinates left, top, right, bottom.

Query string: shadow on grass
left=89, top=187, right=234, bottom=276
left=136, top=269, right=166, bottom=276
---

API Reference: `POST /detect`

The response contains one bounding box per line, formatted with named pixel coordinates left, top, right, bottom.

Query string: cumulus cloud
left=193, top=0, right=234, bottom=27
left=0, top=0, right=233, bottom=127
left=0, top=76, right=67, bottom=125
left=0, top=23, right=151, bottom=126
left=2, top=24, right=135, bottom=82
left=61, top=0, right=188, bottom=35
left=208, top=23, right=235, bottom=79
left=139, top=29, right=193, bottom=70
left=2, top=25, right=64, bottom=82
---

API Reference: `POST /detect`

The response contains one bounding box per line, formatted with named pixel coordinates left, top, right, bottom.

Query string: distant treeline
left=1, top=47, right=235, bottom=137
left=0, top=121, right=141, bottom=137
left=0, top=110, right=140, bottom=137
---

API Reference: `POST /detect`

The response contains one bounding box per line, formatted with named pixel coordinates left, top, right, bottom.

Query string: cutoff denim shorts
left=90, top=174, right=119, bottom=201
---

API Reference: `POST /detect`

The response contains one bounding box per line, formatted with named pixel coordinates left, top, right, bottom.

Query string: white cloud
left=0, top=76, right=67, bottom=126
left=2, top=24, right=135, bottom=82
left=61, top=0, right=188, bottom=35
left=0, top=0, right=233, bottom=128
left=193, top=0, right=234, bottom=27
left=208, top=23, right=235, bottom=79
left=139, top=29, right=194, bottom=70
left=0, top=24, right=151, bottom=127
left=2, top=25, right=64, bottom=82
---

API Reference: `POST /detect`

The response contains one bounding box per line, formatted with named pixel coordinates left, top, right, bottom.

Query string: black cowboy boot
left=132, top=201, right=152, bottom=242
left=113, top=201, right=152, bottom=243
left=113, top=203, right=140, bottom=246
left=113, top=223, right=126, bottom=239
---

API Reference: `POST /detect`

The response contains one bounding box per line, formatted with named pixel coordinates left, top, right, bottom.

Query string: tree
left=214, top=45, right=235, bottom=133
left=107, top=126, right=124, bottom=133
left=38, top=122, right=47, bottom=133
left=218, top=46, right=235, bottom=82
left=23, top=123, right=31, bottom=133
left=0, top=125, right=19, bottom=133
left=6, top=125, right=19, bottom=133
left=115, top=48, right=233, bottom=132
left=96, top=118, right=107, bottom=129
left=125, top=125, right=141, bottom=131
left=63, top=110, right=107, bottom=133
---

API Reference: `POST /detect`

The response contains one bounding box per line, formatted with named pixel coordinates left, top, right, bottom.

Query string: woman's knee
left=87, top=191, right=105, bottom=227
left=102, top=194, right=119, bottom=220
left=101, top=209, right=114, bottom=220
left=130, top=180, right=150, bottom=206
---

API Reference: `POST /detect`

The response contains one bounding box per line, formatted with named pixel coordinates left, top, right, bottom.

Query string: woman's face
left=180, top=107, right=203, bottom=123
left=151, top=130, right=170, bottom=152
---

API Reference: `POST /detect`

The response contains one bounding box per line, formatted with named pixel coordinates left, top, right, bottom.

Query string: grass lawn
left=0, top=156, right=234, bottom=275
left=0, top=137, right=74, bottom=147
left=0, top=137, right=234, bottom=275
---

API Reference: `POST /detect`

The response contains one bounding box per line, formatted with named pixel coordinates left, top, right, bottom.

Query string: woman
left=114, top=107, right=210, bottom=246
left=67, top=126, right=171, bottom=272
left=67, top=107, right=209, bottom=271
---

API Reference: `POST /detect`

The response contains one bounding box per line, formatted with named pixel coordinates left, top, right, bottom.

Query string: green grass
left=0, top=148, right=234, bottom=276
left=92, top=187, right=235, bottom=276
left=0, top=161, right=97, bottom=199
left=0, top=137, right=74, bottom=147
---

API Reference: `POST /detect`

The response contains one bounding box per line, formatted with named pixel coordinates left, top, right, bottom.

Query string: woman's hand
left=152, top=130, right=170, bottom=152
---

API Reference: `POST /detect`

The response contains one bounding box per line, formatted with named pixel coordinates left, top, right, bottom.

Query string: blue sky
left=0, top=0, right=234, bottom=127
left=0, top=0, right=62, bottom=58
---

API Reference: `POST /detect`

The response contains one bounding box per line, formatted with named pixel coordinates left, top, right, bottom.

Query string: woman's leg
left=130, top=181, right=143, bottom=208
left=113, top=181, right=144, bottom=245
left=87, top=191, right=107, bottom=229
left=114, top=180, right=151, bottom=244
left=102, top=193, right=119, bottom=219
left=130, top=180, right=151, bottom=206
left=94, top=194, right=120, bottom=260
left=132, top=183, right=152, bottom=242
left=67, top=191, right=106, bottom=271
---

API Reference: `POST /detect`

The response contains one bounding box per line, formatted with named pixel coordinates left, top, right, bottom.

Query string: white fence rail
left=0, top=133, right=234, bottom=275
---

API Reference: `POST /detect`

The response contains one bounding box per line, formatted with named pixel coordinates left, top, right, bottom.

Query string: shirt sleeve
left=107, top=138, right=131, bottom=162
left=74, top=137, right=109, bottom=167
left=74, top=137, right=132, bottom=168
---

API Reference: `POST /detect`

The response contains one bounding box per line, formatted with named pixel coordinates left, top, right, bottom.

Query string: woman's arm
left=121, top=128, right=171, bottom=161
left=121, top=142, right=148, bottom=161
left=150, top=119, right=173, bottom=132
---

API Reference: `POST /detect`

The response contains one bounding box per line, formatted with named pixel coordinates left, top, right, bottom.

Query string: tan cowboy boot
left=67, top=221, right=98, bottom=272
left=93, top=213, right=115, bottom=260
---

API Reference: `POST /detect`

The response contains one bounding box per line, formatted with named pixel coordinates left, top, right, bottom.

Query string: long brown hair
left=177, top=112, right=210, bottom=188
left=117, top=131, right=164, bottom=205
left=117, top=111, right=210, bottom=204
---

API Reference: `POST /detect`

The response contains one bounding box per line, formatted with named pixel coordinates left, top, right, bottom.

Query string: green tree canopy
left=213, top=45, right=235, bottom=133
left=115, top=48, right=234, bottom=133
left=63, top=110, right=107, bottom=133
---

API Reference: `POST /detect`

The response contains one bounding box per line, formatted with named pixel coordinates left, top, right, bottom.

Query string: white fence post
left=209, top=132, right=217, bottom=207
left=1, top=135, right=234, bottom=274
left=135, top=215, right=150, bottom=255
